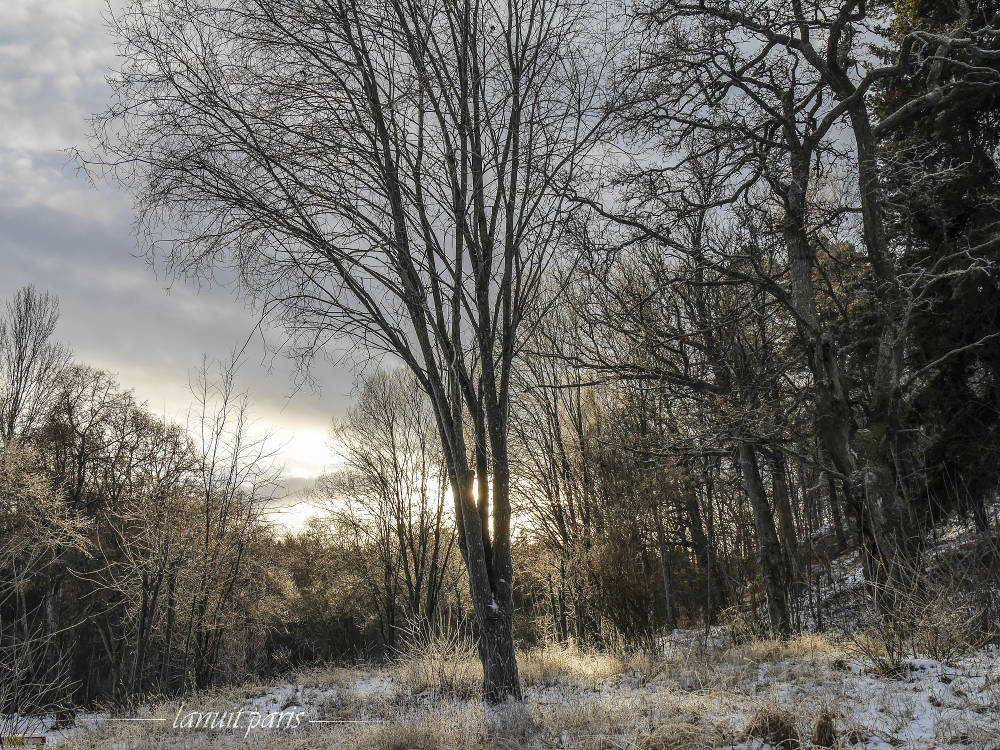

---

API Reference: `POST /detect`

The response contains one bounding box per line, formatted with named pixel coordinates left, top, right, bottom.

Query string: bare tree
left=597, top=0, right=1000, bottom=603
left=180, top=357, right=280, bottom=689
left=93, top=0, right=621, bottom=699
left=323, top=369, right=456, bottom=648
left=0, top=442, right=90, bottom=734
left=0, top=286, right=70, bottom=442
left=84, top=409, right=195, bottom=699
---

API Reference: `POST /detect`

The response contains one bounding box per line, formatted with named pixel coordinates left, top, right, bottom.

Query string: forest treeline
left=0, top=287, right=291, bottom=716
left=4, top=0, right=1000, bottom=710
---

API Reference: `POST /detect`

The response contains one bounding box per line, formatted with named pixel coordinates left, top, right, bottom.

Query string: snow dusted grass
left=48, top=633, right=1000, bottom=749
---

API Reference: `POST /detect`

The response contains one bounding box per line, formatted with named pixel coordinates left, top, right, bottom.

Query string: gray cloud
left=0, top=0, right=362, bottom=481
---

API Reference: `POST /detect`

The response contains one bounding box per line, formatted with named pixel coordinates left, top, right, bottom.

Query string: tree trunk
left=159, top=569, right=176, bottom=693
left=129, top=576, right=150, bottom=696
left=737, top=441, right=790, bottom=636
left=767, top=449, right=803, bottom=592
left=683, top=487, right=724, bottom=618
left=478, top=611, right=520, bottom=702
left=781, top=139, right=915, bottom=607
left=826, top=472, right=848, bottom=552
left=442, top=443, right=521, bottom=701
left=654, top=507, right=678, bottom=630
left=547, top=574, right=562, bottom=641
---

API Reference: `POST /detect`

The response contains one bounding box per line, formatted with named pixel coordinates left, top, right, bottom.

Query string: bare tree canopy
left=0, top=0, right=985, bottom=730
left=91, top=0, right=624, bottom=700
left=0, top=286, right=70, bottom=442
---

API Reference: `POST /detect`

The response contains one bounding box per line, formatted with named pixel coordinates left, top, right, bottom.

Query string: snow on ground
left=23, top=514, right=1000, bottom=748
left=32, top=634, right=1000, bottom=749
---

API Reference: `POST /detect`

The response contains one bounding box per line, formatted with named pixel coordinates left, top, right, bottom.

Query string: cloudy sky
left=0, top=0, right=361, bottom=514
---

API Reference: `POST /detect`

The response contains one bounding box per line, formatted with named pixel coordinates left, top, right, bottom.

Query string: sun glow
left=270, top=427, right=333, bottom=479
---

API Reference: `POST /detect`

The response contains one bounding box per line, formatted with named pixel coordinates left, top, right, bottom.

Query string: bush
left=851, top=567, right=987, bottom=675
left=391, top=618, right=480, bottom=699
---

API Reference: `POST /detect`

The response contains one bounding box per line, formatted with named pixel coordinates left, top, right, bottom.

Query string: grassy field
left=49, top=630, right=1000, bottom=749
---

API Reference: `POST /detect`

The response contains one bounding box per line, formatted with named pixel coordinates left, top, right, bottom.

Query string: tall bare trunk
left=826, top=472, right=849, bottom=552
left=654, top=508, right=678, bottom=630
left=737, top=441, right=789, bottom=636
left=781, top=139, right=916, bottom=605
left=767, top=449, right=803, bottom=592
left=159, top=569, right=176, bottom=693
left=436, top=407, right=521, bottom=702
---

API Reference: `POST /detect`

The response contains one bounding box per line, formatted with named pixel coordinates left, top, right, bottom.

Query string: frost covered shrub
left=852, top=558, right=988, bottom=674
left=391, top=619, right=480, bottom=698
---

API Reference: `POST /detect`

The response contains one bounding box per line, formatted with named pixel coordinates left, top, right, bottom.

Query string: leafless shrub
left=391, top=616, right=480, bottom=699
left=851, top=553, right=990, bottom=675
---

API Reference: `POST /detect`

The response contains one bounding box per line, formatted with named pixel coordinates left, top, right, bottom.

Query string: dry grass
left=518, top=643, right=627, bottom=687
left=636, top=721, right=713, bottom=750
left=292, top=664, right=362, bottom=690
left=530, top=687, right=738, bottom=750
left=347, top=700, right=488, bottom=750
left=389, top=622, right=483, bottom=699
left=811, top=707, right=837, bottom=747
left=390, top=638, right=634, bottom=696
left=745, top=707, right=801, bottom=748
left=725, top=632, right=837, bottom=665
left=53, top=632, right=1000, bottom=749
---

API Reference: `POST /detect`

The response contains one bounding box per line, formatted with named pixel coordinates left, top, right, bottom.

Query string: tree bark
left=737, top=441, right=790, bottom=636
left=159, top=569, right=176, bottom=693
left=438, top=419, right=521, bottom=701
left=826, top=472, right=848, bottom=552
left=654, top=508, right=678, bottom=630
left=766, top=449, right=803, bottom=592
left=683, top=487, right=724, bottom=618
